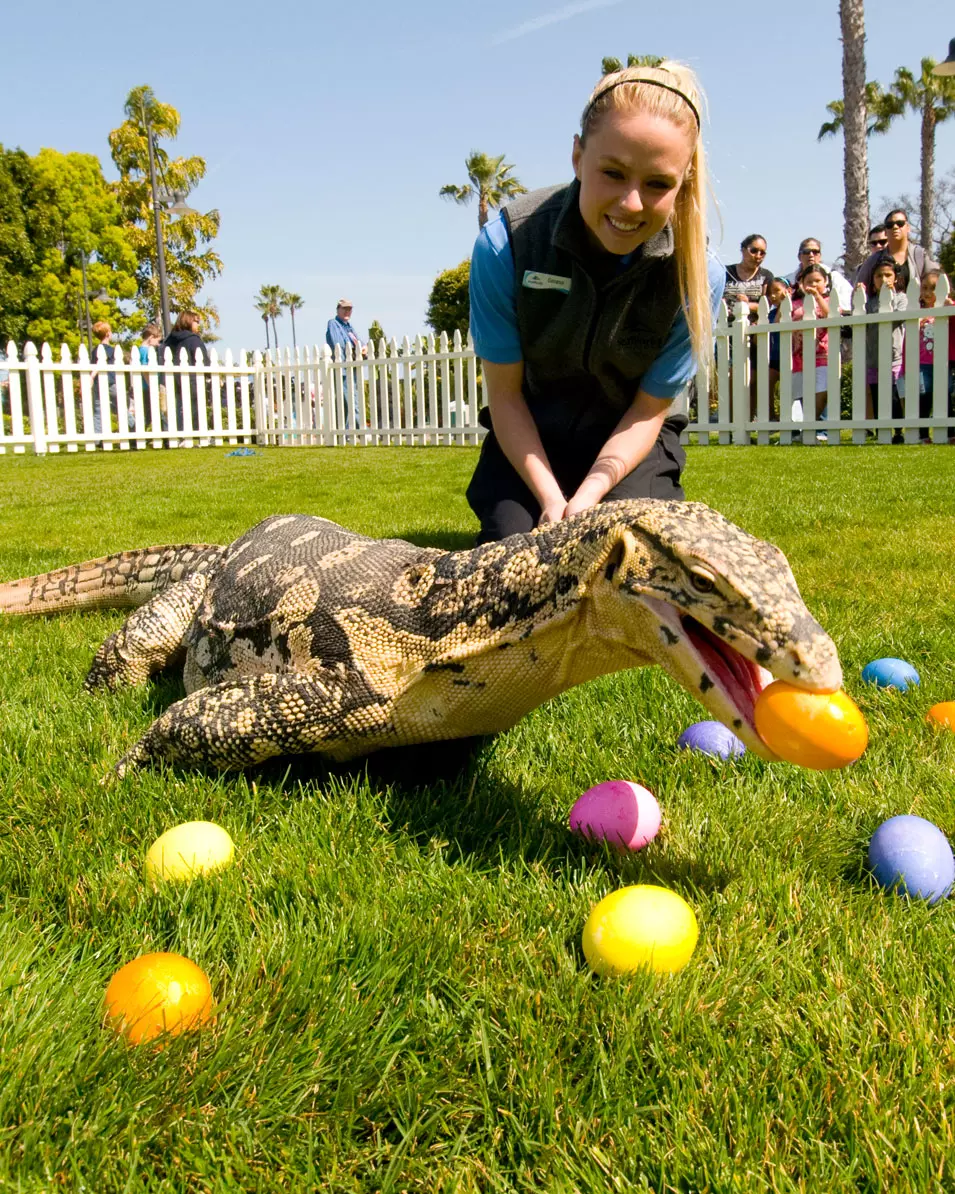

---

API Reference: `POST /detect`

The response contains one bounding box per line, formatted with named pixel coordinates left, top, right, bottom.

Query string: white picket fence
left=688, top=272, right=954, bottom=447
left=1, top=279, right=952, bottom=455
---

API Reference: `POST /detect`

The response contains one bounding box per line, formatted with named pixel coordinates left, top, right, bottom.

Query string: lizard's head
left=575, top=500, right=842, bottom=760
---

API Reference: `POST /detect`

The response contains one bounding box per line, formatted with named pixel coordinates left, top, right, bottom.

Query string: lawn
left=2, top=443, right=955, bottom=1193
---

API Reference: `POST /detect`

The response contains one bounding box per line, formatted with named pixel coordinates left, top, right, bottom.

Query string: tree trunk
left=839, top=0, right=870, bottom=275
left=271, top=317, right=279, bottom=350
left=920, top=101, right=935, bottom=254
left=262, top=314, right=270, bottom=352
left=290, top=309, right=297, bottom=350
left=478, top=195, right=489, bottom=228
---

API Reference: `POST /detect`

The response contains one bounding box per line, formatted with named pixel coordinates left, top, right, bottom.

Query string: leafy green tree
left=368, top=319, right=395, bottom=356
left=282, top=291, right=304, bottom=350
left=600, top=53, right=663, bottom=75
left=0, top=147, right=36, bottom=346
left=426, top=261, right=470, bottom=339
left=440, top=152, right=526, bottom=229
left=109, top=86, right=222, bottom=330
left=0, top=147, right=139, bottom=351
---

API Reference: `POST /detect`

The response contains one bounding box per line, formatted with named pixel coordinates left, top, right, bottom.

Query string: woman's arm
left=564, top=390, right=672, bottom=517
left=483, top=360, right=567, bottom=524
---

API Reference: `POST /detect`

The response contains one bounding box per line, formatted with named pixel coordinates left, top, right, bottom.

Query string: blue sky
left=5, top=0, right=953, bottom=351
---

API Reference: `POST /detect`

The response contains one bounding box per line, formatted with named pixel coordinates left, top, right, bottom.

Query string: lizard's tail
left=0, top=544, right=226, bottom=616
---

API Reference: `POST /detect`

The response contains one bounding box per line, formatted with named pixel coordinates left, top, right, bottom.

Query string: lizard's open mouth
left=640, top=596, right=776, bottom=757
left=679, top=614, right=766, bottom=730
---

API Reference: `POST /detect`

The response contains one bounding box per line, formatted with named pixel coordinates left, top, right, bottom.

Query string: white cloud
left=492, top=0, right=623, bottom=45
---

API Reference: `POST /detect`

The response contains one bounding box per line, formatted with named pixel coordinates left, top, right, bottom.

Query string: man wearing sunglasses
left=855, top=209, right=938, bottom=296
left=783, top=238, right=853, bottom=314
left=868, top=224, right=888, bottom=252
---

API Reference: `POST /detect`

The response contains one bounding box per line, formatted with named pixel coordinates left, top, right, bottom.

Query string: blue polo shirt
left=470, top=213, right=724, bottom=399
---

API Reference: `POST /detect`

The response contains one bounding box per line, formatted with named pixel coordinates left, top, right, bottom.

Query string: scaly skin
left=0, top=502, right=842, bottom=774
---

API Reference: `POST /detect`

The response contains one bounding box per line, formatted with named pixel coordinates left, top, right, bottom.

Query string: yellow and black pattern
left=0, top=502, right=843, bottom=773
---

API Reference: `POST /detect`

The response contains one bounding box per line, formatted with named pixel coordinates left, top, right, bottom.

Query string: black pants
left=466, top=418, right=686, bottom=544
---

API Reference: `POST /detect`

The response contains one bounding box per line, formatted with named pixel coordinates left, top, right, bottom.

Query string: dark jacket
left=499, top=180, right=684, bottom=438
left=160, top=329, right=210, bottom=366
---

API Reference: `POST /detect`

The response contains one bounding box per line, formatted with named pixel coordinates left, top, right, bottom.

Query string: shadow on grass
left=129, top=679, right=728, bottom=888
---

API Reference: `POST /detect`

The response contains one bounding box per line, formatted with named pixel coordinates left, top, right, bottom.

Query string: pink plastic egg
left=569, top=781, right=661, bottom=851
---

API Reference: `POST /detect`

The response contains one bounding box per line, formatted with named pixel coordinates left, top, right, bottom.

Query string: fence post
left=253, top=350, right=267, bottom=445
left=24, top=341, right=47, bottom=456
left=730, top=301, right=748, bottom=445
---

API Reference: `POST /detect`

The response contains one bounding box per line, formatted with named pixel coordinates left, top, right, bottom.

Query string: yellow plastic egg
left=927, top=702, right=955, bottom=732
left=144, top=821, right=234, bottom=883
left=754, top=681, right=868, bottom=770
left=104, top=952, right=212, bottom=1045
left=582, top=885, right=698, bottom=976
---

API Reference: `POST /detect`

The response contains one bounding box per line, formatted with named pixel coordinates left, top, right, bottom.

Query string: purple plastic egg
left=569, top=780, right=661, bottom=851
left=677, top=720, right=746, bottom=760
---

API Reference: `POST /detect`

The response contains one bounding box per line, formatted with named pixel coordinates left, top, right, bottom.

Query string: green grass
left=3, top=443, right=955, bottom=1192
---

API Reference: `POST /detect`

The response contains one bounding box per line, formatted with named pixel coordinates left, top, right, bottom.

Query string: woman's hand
left=538, top=498, right=569, bottom=526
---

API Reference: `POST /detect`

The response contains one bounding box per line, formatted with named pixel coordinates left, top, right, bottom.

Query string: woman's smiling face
left=572, top=109, right=695, bottom=255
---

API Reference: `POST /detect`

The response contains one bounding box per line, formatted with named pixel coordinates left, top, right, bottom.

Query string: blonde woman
left=467, top=61, right=722, bottom=543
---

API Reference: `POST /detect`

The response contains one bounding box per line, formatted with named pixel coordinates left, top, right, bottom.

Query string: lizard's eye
left=689, top=569, right=716, bottom=595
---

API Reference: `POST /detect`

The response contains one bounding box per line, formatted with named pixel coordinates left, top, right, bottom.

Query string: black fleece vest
left=500, top=181, right=683, bottom=436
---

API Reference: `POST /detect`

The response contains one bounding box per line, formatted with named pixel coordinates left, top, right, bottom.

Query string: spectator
left=863, top=254, right=908, bottom=438
left=138, top=322, right=162, bottom=365
left=89, top=319, right=118, bottom=439
left=790, top=265, right=832, bottom=443
left=766, top=276, right=792, bottom=418
left=856, top=209, right=939, bottom=296
left=138, top=322, right=165, bottom=435
left=325, top=298, right=365, bottom=428
left=900, top=269, right=955, bottom=444
left=867, top=224, right=888, bottom=255
left=723, top=234, right=773, bottom=419
left=161, top=311, right=210, bottom=442
left=723, top=234, right=772, bottom=317
left=783, top=238, right=853, bottom=314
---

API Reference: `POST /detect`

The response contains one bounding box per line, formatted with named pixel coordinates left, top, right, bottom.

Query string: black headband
left=583, top=72, right=701, bottom=132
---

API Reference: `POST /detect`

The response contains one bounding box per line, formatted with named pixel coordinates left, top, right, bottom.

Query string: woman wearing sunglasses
left=722, top=234, right=773, bottom=418
left=723, top=234, right=772, bottom=316
left=856, top=209, right=939, bottom=296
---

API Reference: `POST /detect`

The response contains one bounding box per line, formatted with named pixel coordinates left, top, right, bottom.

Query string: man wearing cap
left=325, top=299, right=365, bottom=428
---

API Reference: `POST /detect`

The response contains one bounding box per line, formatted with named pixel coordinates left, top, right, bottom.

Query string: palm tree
left=821, top=60, right=955, bottom=254
left=255, top=284, right=284, bottom=349
left=600, top=53, right=663, bottom=75
left=873, top=62, right=955, bottom=251
left=440, top=152, right=527, bottom=229
left=818, top=81, right=897, bottom=140
left=832, top=0, right=870, bottom=275
left=256, top=302, right=271, bottom=351
left=282, top=292, right=304, bottom=350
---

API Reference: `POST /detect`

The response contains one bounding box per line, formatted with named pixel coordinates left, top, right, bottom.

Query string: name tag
left=522, top=270, right=571, bottom=293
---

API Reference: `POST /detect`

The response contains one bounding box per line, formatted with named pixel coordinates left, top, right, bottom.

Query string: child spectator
left=791, top=265, right=831, bottom=442
left=766, top=276, right=792, bottom=420
left=863, top=254, right=908, bottom=438
left=901, top=269, right=955, bottom=444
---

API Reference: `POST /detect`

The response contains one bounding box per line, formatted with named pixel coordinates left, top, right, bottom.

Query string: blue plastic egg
left=677, top=721, right=746, bottom=760
left=868, top=815, right=955, bottom=904
left=861, top=657, right=920, bottom=692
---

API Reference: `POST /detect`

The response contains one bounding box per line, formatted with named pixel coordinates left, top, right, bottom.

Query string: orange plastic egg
left=754, top=680, right=868, bottom=770
left=927, top=702, right=955, bottom=731
left=104, top=952, right=212, bottom=1045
